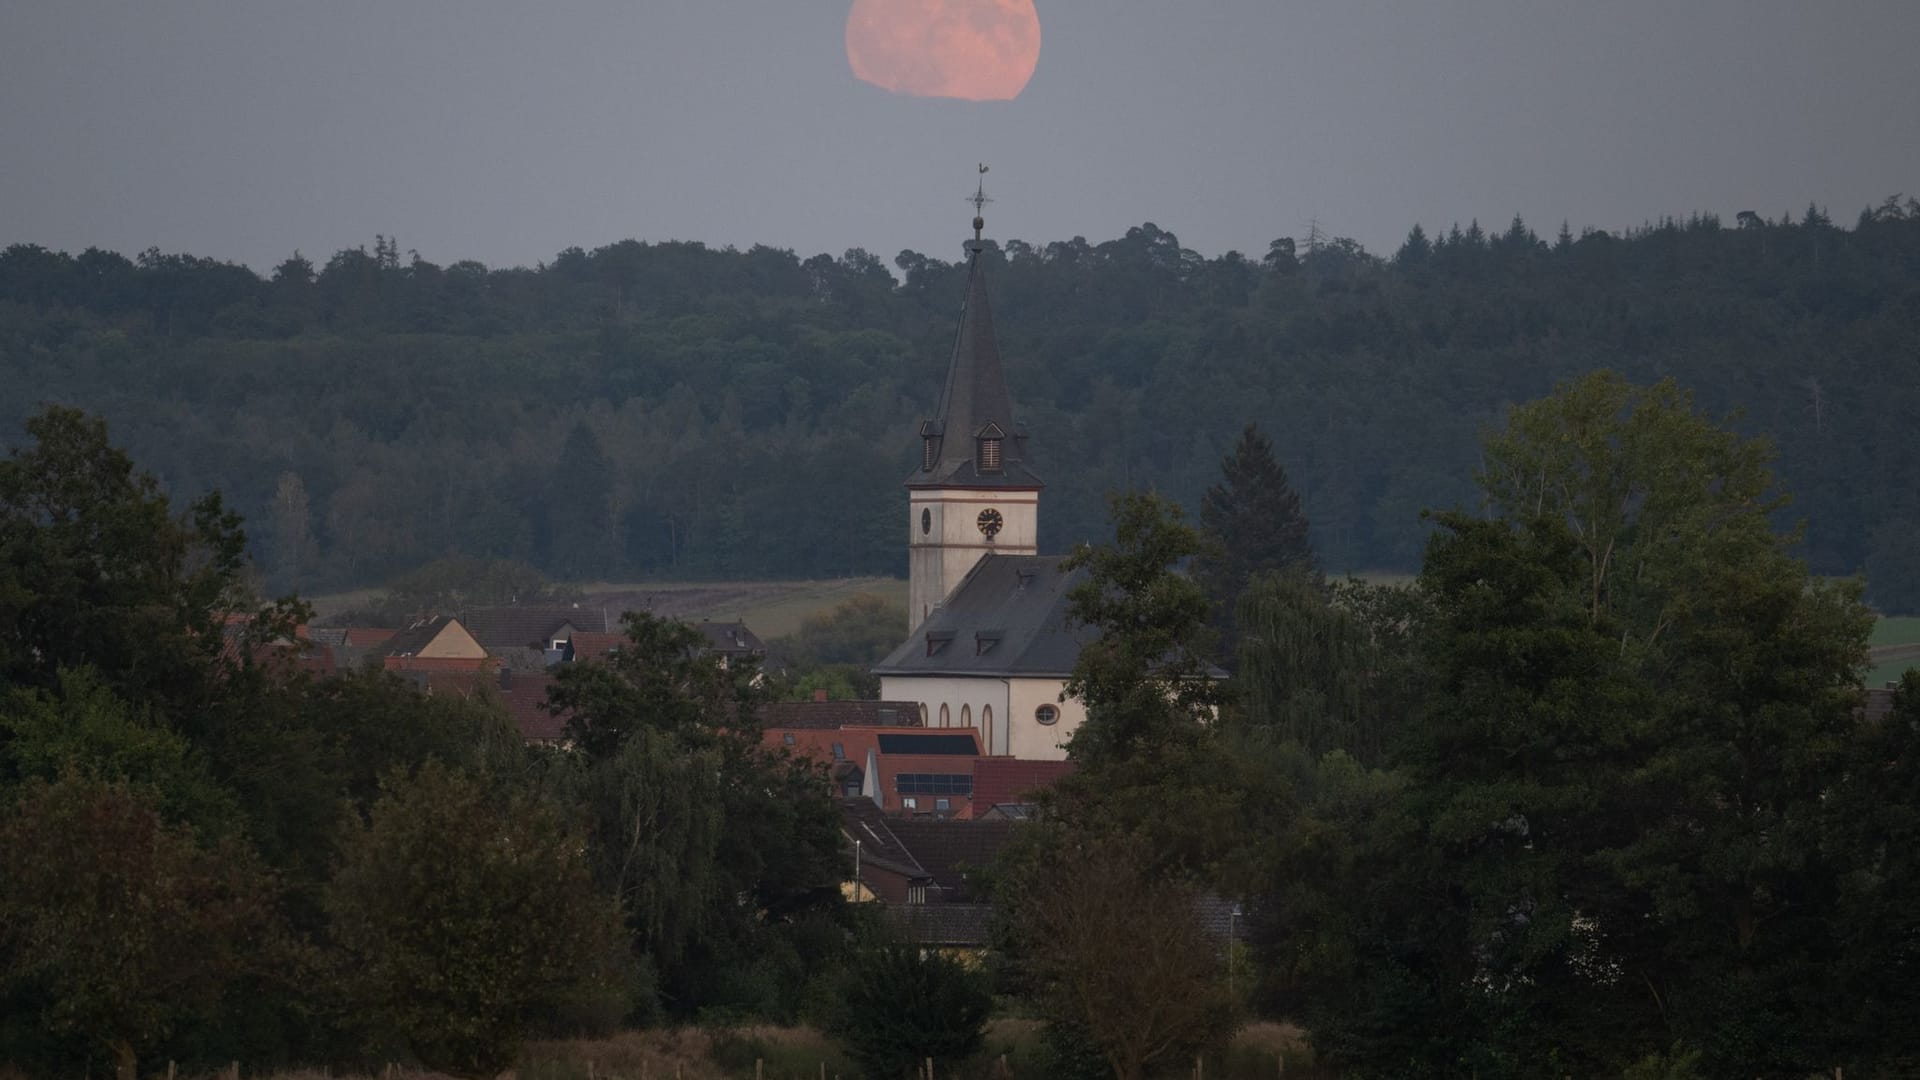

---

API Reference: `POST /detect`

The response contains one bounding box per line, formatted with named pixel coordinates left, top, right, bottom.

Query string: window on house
left=935, top=798, right=951, bottom=812
left=961, top=704, right=972, bottom=727
left=982, top=706, right=994, bottom=753
left=1035, top=704, right=1060, bottom=725
left=938, top=704, right=950, bottom=726
left=896, top=774, right=974, bottom=795
left=782, top=732, right=796, bottom=745
left=831, top=742, right=845, bottom=760
left=902, top=797, right=918, bottom=810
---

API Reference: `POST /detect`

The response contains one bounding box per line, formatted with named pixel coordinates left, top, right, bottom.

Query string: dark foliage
left=825, top=945, right=992, bottom=1079
left=4, top=209, right=1918, bottom=597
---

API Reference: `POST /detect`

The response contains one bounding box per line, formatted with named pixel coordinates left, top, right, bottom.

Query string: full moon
left=845, top=0, right=1042, bottom=102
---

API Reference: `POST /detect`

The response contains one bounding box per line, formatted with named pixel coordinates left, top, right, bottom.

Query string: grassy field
left=306, top=578, right=908, bottom=641
left=128, top=1021, right=1324, bottom=1080
left=1867, top=615, right=1920, bottom=688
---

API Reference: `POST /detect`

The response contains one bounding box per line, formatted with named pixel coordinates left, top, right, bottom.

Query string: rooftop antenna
left=968, top=163, right=992, bottom=243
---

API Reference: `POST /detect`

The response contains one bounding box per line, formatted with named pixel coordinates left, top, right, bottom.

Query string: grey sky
left=3, top=1, right=1916, bottom=271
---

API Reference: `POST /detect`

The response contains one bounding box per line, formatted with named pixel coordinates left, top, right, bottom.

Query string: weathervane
left=969, top=163, right=992, bottom=241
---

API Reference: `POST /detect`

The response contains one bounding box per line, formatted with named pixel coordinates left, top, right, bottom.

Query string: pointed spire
left=907, top=178, right=1041, bottom=491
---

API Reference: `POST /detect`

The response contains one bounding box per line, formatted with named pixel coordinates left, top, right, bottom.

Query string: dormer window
left=975, top=422, right=1006, bottom=474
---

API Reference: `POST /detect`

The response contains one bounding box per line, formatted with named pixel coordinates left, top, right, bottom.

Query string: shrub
left=827, top=946, right=992, bottom=1079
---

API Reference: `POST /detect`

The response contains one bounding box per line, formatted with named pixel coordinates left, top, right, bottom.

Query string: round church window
left=1035, top=704, right=1059, bottom=725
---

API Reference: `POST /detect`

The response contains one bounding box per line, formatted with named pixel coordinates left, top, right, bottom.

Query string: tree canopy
left=5, top=208, right=1918, bottom=607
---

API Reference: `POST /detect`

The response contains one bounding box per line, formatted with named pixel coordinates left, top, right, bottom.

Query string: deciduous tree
left=326, top=762, right=629, bottom=1080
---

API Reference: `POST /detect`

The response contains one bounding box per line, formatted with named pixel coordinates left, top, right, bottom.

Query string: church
left=871, top=202, right=1092, bottom=762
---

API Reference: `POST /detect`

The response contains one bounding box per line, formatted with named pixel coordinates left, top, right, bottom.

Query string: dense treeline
left=996, top=373, right=1920, bottom=1079
left=0, top=410, right=857, bottom=1080
left=4, top=201, right=1919, bottom=603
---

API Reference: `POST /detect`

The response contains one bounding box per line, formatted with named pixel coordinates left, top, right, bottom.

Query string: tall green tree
left=0, top=776, right=287, bottom=1080
left=326, top=762, right=629, bottom=1080
left=547, top=612, right=848, bottom=1018
left=1264, top=372, right=1875, bottom=1078
left=1061, top=492, right=1222, bottom=769
left=0, top=407, right=288, bottom=719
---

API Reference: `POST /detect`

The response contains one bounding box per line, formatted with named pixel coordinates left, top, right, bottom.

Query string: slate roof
left=872, top=554, right=1093, bottom=679
left=695, top=621, right=766, bottom=657
left=838, top=798, right=930, bottom=882
left=906, top=240, right=1043, bottom=491
left=881, top=818, right=1016, bottom=901
left=758, top=699, right=926, bottom=729
left=460, top=606, right=611, bottom=651
left=383, top=615, right=463, bottom=658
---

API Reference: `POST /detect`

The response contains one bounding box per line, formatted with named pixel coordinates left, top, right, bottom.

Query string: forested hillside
left=4, top=201, right=1917, bottom=603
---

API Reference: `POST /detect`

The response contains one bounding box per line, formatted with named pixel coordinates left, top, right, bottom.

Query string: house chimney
left=813, top=689, right=829, bottom=703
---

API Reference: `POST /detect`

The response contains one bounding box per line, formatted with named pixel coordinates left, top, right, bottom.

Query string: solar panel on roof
left=877, top=733, right=978, bottom=755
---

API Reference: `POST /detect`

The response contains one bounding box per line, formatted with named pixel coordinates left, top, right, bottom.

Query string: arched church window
left=939, top=704, right=950, bottom=727
left=961, top=704, right=972, bottom=728
left=982, top=705, right=994, bottom=754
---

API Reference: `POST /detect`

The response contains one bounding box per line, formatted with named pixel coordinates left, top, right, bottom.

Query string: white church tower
left=905, top=182, right=1043, bottom=633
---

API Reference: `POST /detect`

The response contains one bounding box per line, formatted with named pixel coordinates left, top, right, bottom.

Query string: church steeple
left=905, top=168, right=1043, bottom=632
left=908, top=175, right=1042, bottom=491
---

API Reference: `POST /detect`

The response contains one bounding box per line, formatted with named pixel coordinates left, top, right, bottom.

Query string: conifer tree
left=1194, top=424, right=1315, bottom=662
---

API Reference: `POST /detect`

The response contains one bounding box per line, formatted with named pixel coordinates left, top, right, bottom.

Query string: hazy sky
left=4, top=1, right=1917, bottom=271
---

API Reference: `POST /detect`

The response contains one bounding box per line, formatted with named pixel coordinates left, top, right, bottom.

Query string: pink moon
left=845, top=0, right=1042, bottom=102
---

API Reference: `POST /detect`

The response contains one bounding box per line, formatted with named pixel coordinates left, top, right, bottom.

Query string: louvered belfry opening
left=978, top=435, right=1002, bottom=473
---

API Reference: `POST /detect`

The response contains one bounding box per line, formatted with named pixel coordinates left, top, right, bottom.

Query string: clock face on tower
left=976, top=508, right=1004, bottom=539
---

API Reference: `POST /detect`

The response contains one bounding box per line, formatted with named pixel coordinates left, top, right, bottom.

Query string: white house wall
left=881, top=674, right=1082, bottom=762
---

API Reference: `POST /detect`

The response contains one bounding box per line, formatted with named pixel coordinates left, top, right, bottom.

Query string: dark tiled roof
left=383, top=615, right=461, bottom=658
left=839, top=798, right=929, bottom=881
left=308, top=628, right=348, bottom=647
left=884, top=903, right=995, bottom=948
left=695, top=621, right=766, bottom=657
left=460, top=606, right=610, bottom=651
left=883, top=818, right=1016, bottom=900
left=758, top=699, right=926, bottom=729
left=972, top=758, right=1075, bottom=811
left=872, top=555, right=1093, bottom=679
left=906, top=242, right=1043, bottom=492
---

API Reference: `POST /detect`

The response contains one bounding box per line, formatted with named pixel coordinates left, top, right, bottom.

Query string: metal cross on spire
left=969, top=163, right=992, bottom=242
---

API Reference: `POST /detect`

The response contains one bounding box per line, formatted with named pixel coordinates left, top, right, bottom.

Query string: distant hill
left=5, top=203, right=1918, bottom=608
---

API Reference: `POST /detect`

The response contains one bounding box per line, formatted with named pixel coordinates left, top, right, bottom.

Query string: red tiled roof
left=415, top=670, right=571, bottom=744
left=342, top=627, right=397, bottom=648
left=970, top=758, right=1075, bottom=814
left=568, top=631, right=624, bottom=662
left=384, top=655, right=498, bottom=673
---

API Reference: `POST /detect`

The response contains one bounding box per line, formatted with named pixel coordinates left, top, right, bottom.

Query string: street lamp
left=1228, top=903, right=1243, bottom=995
